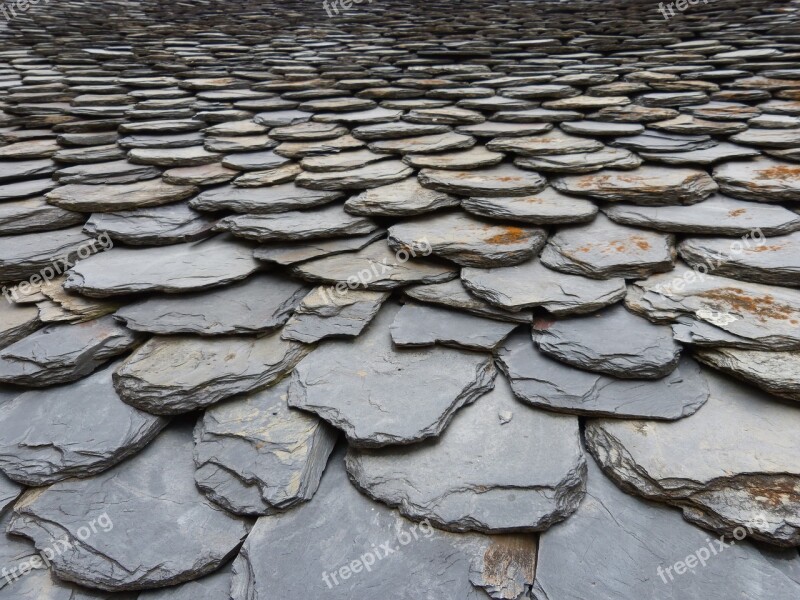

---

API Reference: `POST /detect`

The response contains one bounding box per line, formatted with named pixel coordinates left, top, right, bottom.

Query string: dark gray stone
left=84, top=203, right=216, bottom=245
left=344, top=177, right=460, bottom=217
left=514, top=146, right=641, bottom=173
left=486, top=131, right=603, bottom=156
left=0, top=226, right=95, bottom=281
left=0, top=197, right=84, bottom=236
left=461, top=187, right=598, bottom=225
left=46, top=180, right=198, bottom=212
left=404, top=278, right=534, bottom=323
left=713, top=157, right=800, bottom=202
left=194, top=378, right=337, bottom=515
left=418, top=165, right=547, bottom=197
left=0, top=301, right=40, bottom=350
left=402, top=146, right=504, bottom=170
left=253, top=229, right=385, bottom=266
left=288, top=303, right=496, bottom=447
left=295, top=160, right=413, bottom=190
left=190, top=184, right=343, bottom=214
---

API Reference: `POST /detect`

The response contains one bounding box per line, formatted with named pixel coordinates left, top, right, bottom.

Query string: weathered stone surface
left=46, top=179, right=198, bottom=212
left=486, top=131, right=603, bottom=156
left=345, top=177, right=459, bottom=216
left=282, top=286, right=388, bottom=343
left=678, top=231, right=800, bottom=286
left=222, top=150, right=291, bottom=171
left=230, top=448, right=536, bottom=600
left=638, top=142, right=761, bottom=167
left=216, top=204, right=377, bottom=242
left=163, top=163, right=237, bottom=186
left=0, top=178, right=57, bottom=201
left=0, top=197, right=84, bottom=235
left=533, top=305, right=681, bottom=378
left=462, top=187, right=597, bottom=225
left=540, top=214, right=676, bottom=279
left=65, top=235, right=260, bottom=297
left=232, top=163, right=301, bottom=187
left=462, top=258, right=627, bottom=315
left=586, top=370, right=800, bottom=547
left=498, top=330, right=708, bottom=419
left=0, top=301, right=40, bottom=350
left=193, top=378, right=337, bottom=515
left=456, top=122, right=553, bottom=138
left=560, top=120, right=644, bottom=136
left=190, top=183, right=342, bottom=213
left=404, top=278, right=533, bottom=323
left=0, top=226, right=95, bottom=281
left=254, top=229, right=385, bottom=265
left=8, top=425, right=249, bottom=590
left=134, top=566, right=232, bottom=600
left=552, top=166, right=718, bottom=205
left=694, top=347, right=800, bottom=403
left=295, top=160, right=413, bottom=190
left=388, top=211, right=546, bottom=267
left=419, top=165, right=546, bottom=197
left=0, top=361, right=167, bottom=485
left=713, top=157, right=800, bottom=202
left=731, top=127, right=800, bottom=148
left=115, top=274, right=308, bottom=335
left=515, top=146, right=641, bottom=173
left=275, top=135, right=365, bottom=159
left=346, top=373, right=585, bottom=532
left=288, top=303, right=496, bottom=446
left=54, top=160, right=160, bottom=185
left=291, top=240, right=457, bottom=290
left=531, top=448, right=800, bottom=600
left=403, top=146, right=504, bottom=170
left=612, top=130, right=716, bottom=153
left=369, top=132, right=475, bottom=155
left=114, top=332, right=310, bottom=415
left=626, top=264, right=800, bottom=350
left=604, top=193, right=800, bottom=235
left=0, top=315, right=140, bottom=387
left=84, top=203, right=215, bottom=245
left=351, top=121, right=450, bottom=140
left=128, top=146, right=220, bottom=168
left=390, top=303, right=516, bottom=351
left=300, top=149, right=386, bottom=172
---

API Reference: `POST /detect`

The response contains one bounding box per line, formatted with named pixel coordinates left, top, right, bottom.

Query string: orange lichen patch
left=574, top=235, right=651, bottom=255
left=485, top=226, right=530, bottom=244
left=739, top=475, right=800, bottom=509
left=697, top=287, right=797, bottom=323
left=479, top=535, right=537, bottom=589
left=632, top=235, right=652, bottom=251
left=728, top=208, right=747, bottom=217
left=496, top=176, right=522, bottom=182
left=523, top=196, right=543, bottom=203
left=746, top=242, right=788, bottom=252
left=756, top=165, right=800, bottom=180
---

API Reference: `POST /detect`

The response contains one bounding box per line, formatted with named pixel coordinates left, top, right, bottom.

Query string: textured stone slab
left=462, top=187, right=597, bottom=225
left=115, top=274, right=308, bottom=335
left=300, top=149, right=386, bottom=172
left=291, top=240, right=457, bottom=290
left=626, top=264, right=800, bottom=350
left=84, top=203, right=215, bottom=245
left=678, top=231, right=800, bottom=286
left=114, top=332, right=310, bottom=415
left=486, top=131, right=603, bottom=156
left=515, top=146, right=641, bottom=173
left=462, top=258, right=627, bottom=315
left=0, top=301, right=40, bottom=350
left=695, top=347, right=800, bottom=403
left=0, top=315, right=140, bottom=387
left=0, top=178, right=57, bottom=201
left=190, top=184, right=342, bottom=214
left=351, top=121, right=450, bottom=140
left=498, top=330, right=708, bottom=419
left=8, top=425, right=249, bottom=590
left=288, top=303, right=496, bottom=447
left=388, top=211, right=547, bottom=267
left=552, top=166, right=718, bottom=205
left=345, top=177, right=459, bottom=217
left=532, top=448, right=800, bottom=600
left=216, top=204, right=378, bottom=242
left=612, top=130, right=716, bottom=153
left=731, top=127, right=800, bottom=148
left=54, top=160, right=161, bottom=185
left=0, top=226, right=95, bottom=281
left=46, top=179, right=198, bottom=212
left=128, top=146, right=220, bottom=167
left=540, top=213, right=676, bottom=279
left=346, top=373, right=585, bottom=532
left=222, top=150, right=291, bottom=171
left=0, top=197, right=84, bottom=235
left=586, top=370, right=800, bottom=547
left=456, top=122, right=553, bottom=138
left=282, top=286, right=389, bottom=343
left=65, top=235, right=260, bottom=297
left=0, top=361, right=167, bottom=485
left=232, top=164, right=301, bottom=187
left=194, top=378, right=337, bottom=515
left=713, top=157, right=800, bottom=202
left=134, top=566, right=232, bottom=600
left=230, top=448, right=536, bottom=600
left=404, top=279, right=533, bottom=323
left=403, top=146, right=504, bottom=170
left=253, top=229, right=385, bottom=266
left=274, top=135, right=365, bottom=159
left=369, top=132, right=475, bottom=155
left=533, top=305, right=681, bottom=378
left=419, top=165, right=546, bottom=197
left=603, top=193, right=800, bottom=235
left=638, top=143, right=761, bottom=167
left=390, top=303, right=516, bottom=351
left=295, top=160, right=413, bottom=190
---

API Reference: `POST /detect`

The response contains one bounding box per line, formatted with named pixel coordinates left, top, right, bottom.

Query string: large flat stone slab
left=418, top=165, right=546, bottom=197
left=295, top=160, right=413, bottom=190
left=190, top=184, right=343, bottom=214
left=253, top=229, right=385, bottom=266
left=288, top=303, right=496, bottom=447
left=0, top=301, right=40, bottom=350
left=8, top=425, right=249, bottom=590
left=84, top=203, right=216, bottom=246
left=461, top=187, right=598, bottom=225
left=0, top=226, right=96, bottom=281
left=344, top=177, right=460, bottom=217
left=0, top=197, right=84, bottom=236
left=115, top=274, right=308, bottom=335
left=64, top=235, right=260, bottom=297
left=193, top=378, right=337, bottom=515
left=114, top=332, right=310, bottom=415
left=346, top=373, right=585, bottom=532
left=404, top=278, right=534, bottom=323
left=0, top=361, right=167, bottom=485
left=46, top=179, right=198, bottom=212
left=713, top=157, right=800, bottom=202
left=586, top=370, right=800, bottom=547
